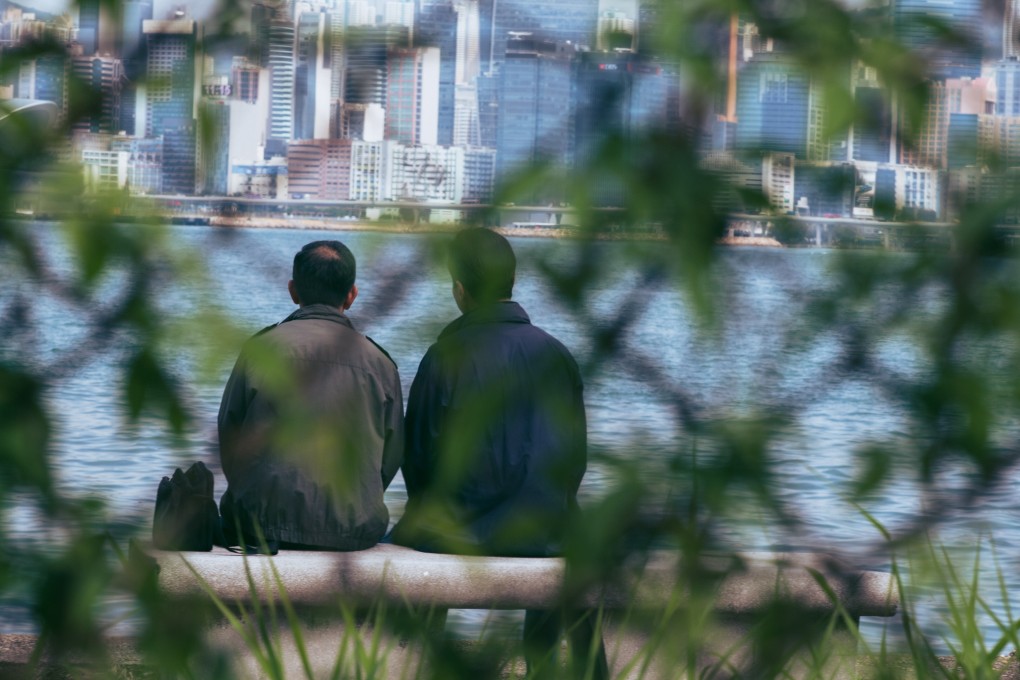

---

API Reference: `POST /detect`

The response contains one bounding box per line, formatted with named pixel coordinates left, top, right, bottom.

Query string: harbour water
left=2, top=222, right=1019, bottom=652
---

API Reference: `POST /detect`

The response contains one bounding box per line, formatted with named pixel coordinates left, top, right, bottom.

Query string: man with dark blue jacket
left=392, top=228, right=604, bottom=677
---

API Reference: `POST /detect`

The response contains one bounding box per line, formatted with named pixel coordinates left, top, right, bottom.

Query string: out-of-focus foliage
left=3, top=0, right=1020, bottom=677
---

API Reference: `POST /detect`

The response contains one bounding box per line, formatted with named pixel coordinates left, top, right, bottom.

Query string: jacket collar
left=438, top=301, right=530, bottom=340
left=280, top=303, right=355, bottom=330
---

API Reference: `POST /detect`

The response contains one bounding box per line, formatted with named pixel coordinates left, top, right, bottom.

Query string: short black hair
left=447, top=228, right=515, bottom=303
left=292, top=240, right=356, bottom=306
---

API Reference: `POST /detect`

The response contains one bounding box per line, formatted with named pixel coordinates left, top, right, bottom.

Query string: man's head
left=289, top=240, right=358, bottom=310
left=447, top=228, right=516, bottom=311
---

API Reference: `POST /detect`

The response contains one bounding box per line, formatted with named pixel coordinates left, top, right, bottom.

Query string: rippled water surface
left=3, top=223, right=1019, bottom=651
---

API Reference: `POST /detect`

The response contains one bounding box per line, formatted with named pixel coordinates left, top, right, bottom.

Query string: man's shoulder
left=436, top=317, right=579, bottom=370
left=364, top=335, right=398, bottom=370
left=253, top=316, right=398, bottom=373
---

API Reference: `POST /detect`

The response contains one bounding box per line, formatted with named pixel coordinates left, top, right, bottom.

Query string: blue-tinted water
left=2, top=223, right=1019, bottom=653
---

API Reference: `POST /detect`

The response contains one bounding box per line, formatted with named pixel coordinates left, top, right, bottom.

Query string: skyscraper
left=199, top=96, right=230, bottom=195
left=295, top=11, right=331, bottom=140
left=735, top=51, right=811, bottom=158
left=18, top=54, right=67, bottom=118
left=71, top=53, right=123, bottom=134
left=1006, top=0, right=1020, bottom=60
left=77, top=0, right=117, bottom=56
left=344, top=24, right=409, bottom=107
left=850, top=62, right=892, bottom=163
left=385, top=47, right=440, bottom=145
left=495, top=35, right=575, bottom=195
left=478, top=0, right=598, bottom=76
left=415, top=0, right=458, bottom=146
left=118, top=0, right=152, bottom=136
left=233, top=57, right=262, bottom=104
left=995, top=58, right=1020, bottom=116
left=894, top=0, right=983, bottom=80
left=144, top=18, right=197, bottom=194
left=78, top=0, right=100, bottom=55
left=574, top=51, right=670, bottom=205
left=121, top=0, right=153, bottom=62
left=267, top=15, right=296, bottom=148
left=947, top=112, right=979, bottom=169
left=251, top=3, right=275, bottom=67
left=477, top=1, right=598, bottom=159
left=898, top=78, right=986, bottom=169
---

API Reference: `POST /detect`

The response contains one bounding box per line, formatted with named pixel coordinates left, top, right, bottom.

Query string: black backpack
left=152, top=461, right=224, bottom=551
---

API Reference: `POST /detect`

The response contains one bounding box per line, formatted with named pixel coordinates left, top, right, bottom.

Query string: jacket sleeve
left=380, top=369, right=405, bottom=489
left=401, top=347, right=443, bottom=498
left=568, top=371, right=588, bottom=499
left=217, top=350, right=252, bottom=481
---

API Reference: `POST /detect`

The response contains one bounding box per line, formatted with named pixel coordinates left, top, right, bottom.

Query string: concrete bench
left=151, top=544, right=898, bottom=679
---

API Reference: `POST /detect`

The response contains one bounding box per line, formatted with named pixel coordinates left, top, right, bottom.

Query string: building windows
left=761, top=72, right=788, bottom=104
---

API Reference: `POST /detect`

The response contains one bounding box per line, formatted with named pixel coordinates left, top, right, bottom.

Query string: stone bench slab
left=151, top=544, right=898, bottom=617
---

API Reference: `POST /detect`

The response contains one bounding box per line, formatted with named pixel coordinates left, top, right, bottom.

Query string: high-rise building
left=144, top=18, right=197, bottom=194
left=454, top=0, right=480, bottom=84
left=898, top=78, right=986, bottom=169
left=476, top=0, right=598, bottom=156
left=495, top=35, right=575, bottom=196
left=201, top=64, right=270, bottom=195
left=295, top=11, right=331, bottom=139
left=251, top=3, right=275, bottom=66
left=453, top=83, right=480, bottom=146
left=383, top=1, right=415, bottom=31
left=77, top=0, right=100, bottom=55
left=735, top=51, right=810, bottom=158
left=894, top=0, right=983, bottom=80
left=199, top=97, right=231, bottom=195
left=477, top=0, right=598, bottom=76
left=1006, top=0, right=1020, bottom=60
left=596, top=10, right=635, bottom=51
left=344, top=24, right=409, bottom=106
left=77, top=0, right=117, bottom=56
left=461, top=145, right=496, bottom=202
left=385, top=47, right=440, bottom=145
left=18, top=54, right=67, bottom=120
left=947, top=112, right=979, bottom=169
left=415, top=0, right=457, bottom=146
left=636, top=0, right=658, bottom=56
left=71, top=54, right=123, bottom=134
left=995, top=58, right=1020, bottom=116
left=574, top=51, right=670, bottom=205
left=475, top=71, right=499, bottom=147
left=849, top=62, right=892, bottom=163
left=347, top=0, right=378, bottom=27
left=232, top=57, right=263, bottom=103
left=118, top=0, right=153, bottom=136
left=122, top=0, right=153, bottom=62
left=978, top=114, right=1020, bottom=169
left=267, top=15, right=296, bottom=147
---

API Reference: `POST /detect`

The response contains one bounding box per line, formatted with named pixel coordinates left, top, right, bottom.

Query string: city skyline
left=6, top=0, right=1020, bottom=226
left=10, top=0, right=639, bottom=22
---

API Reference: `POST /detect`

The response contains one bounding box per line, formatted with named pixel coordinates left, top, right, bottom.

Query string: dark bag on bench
left=152, top=461, right=223, bottom=551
